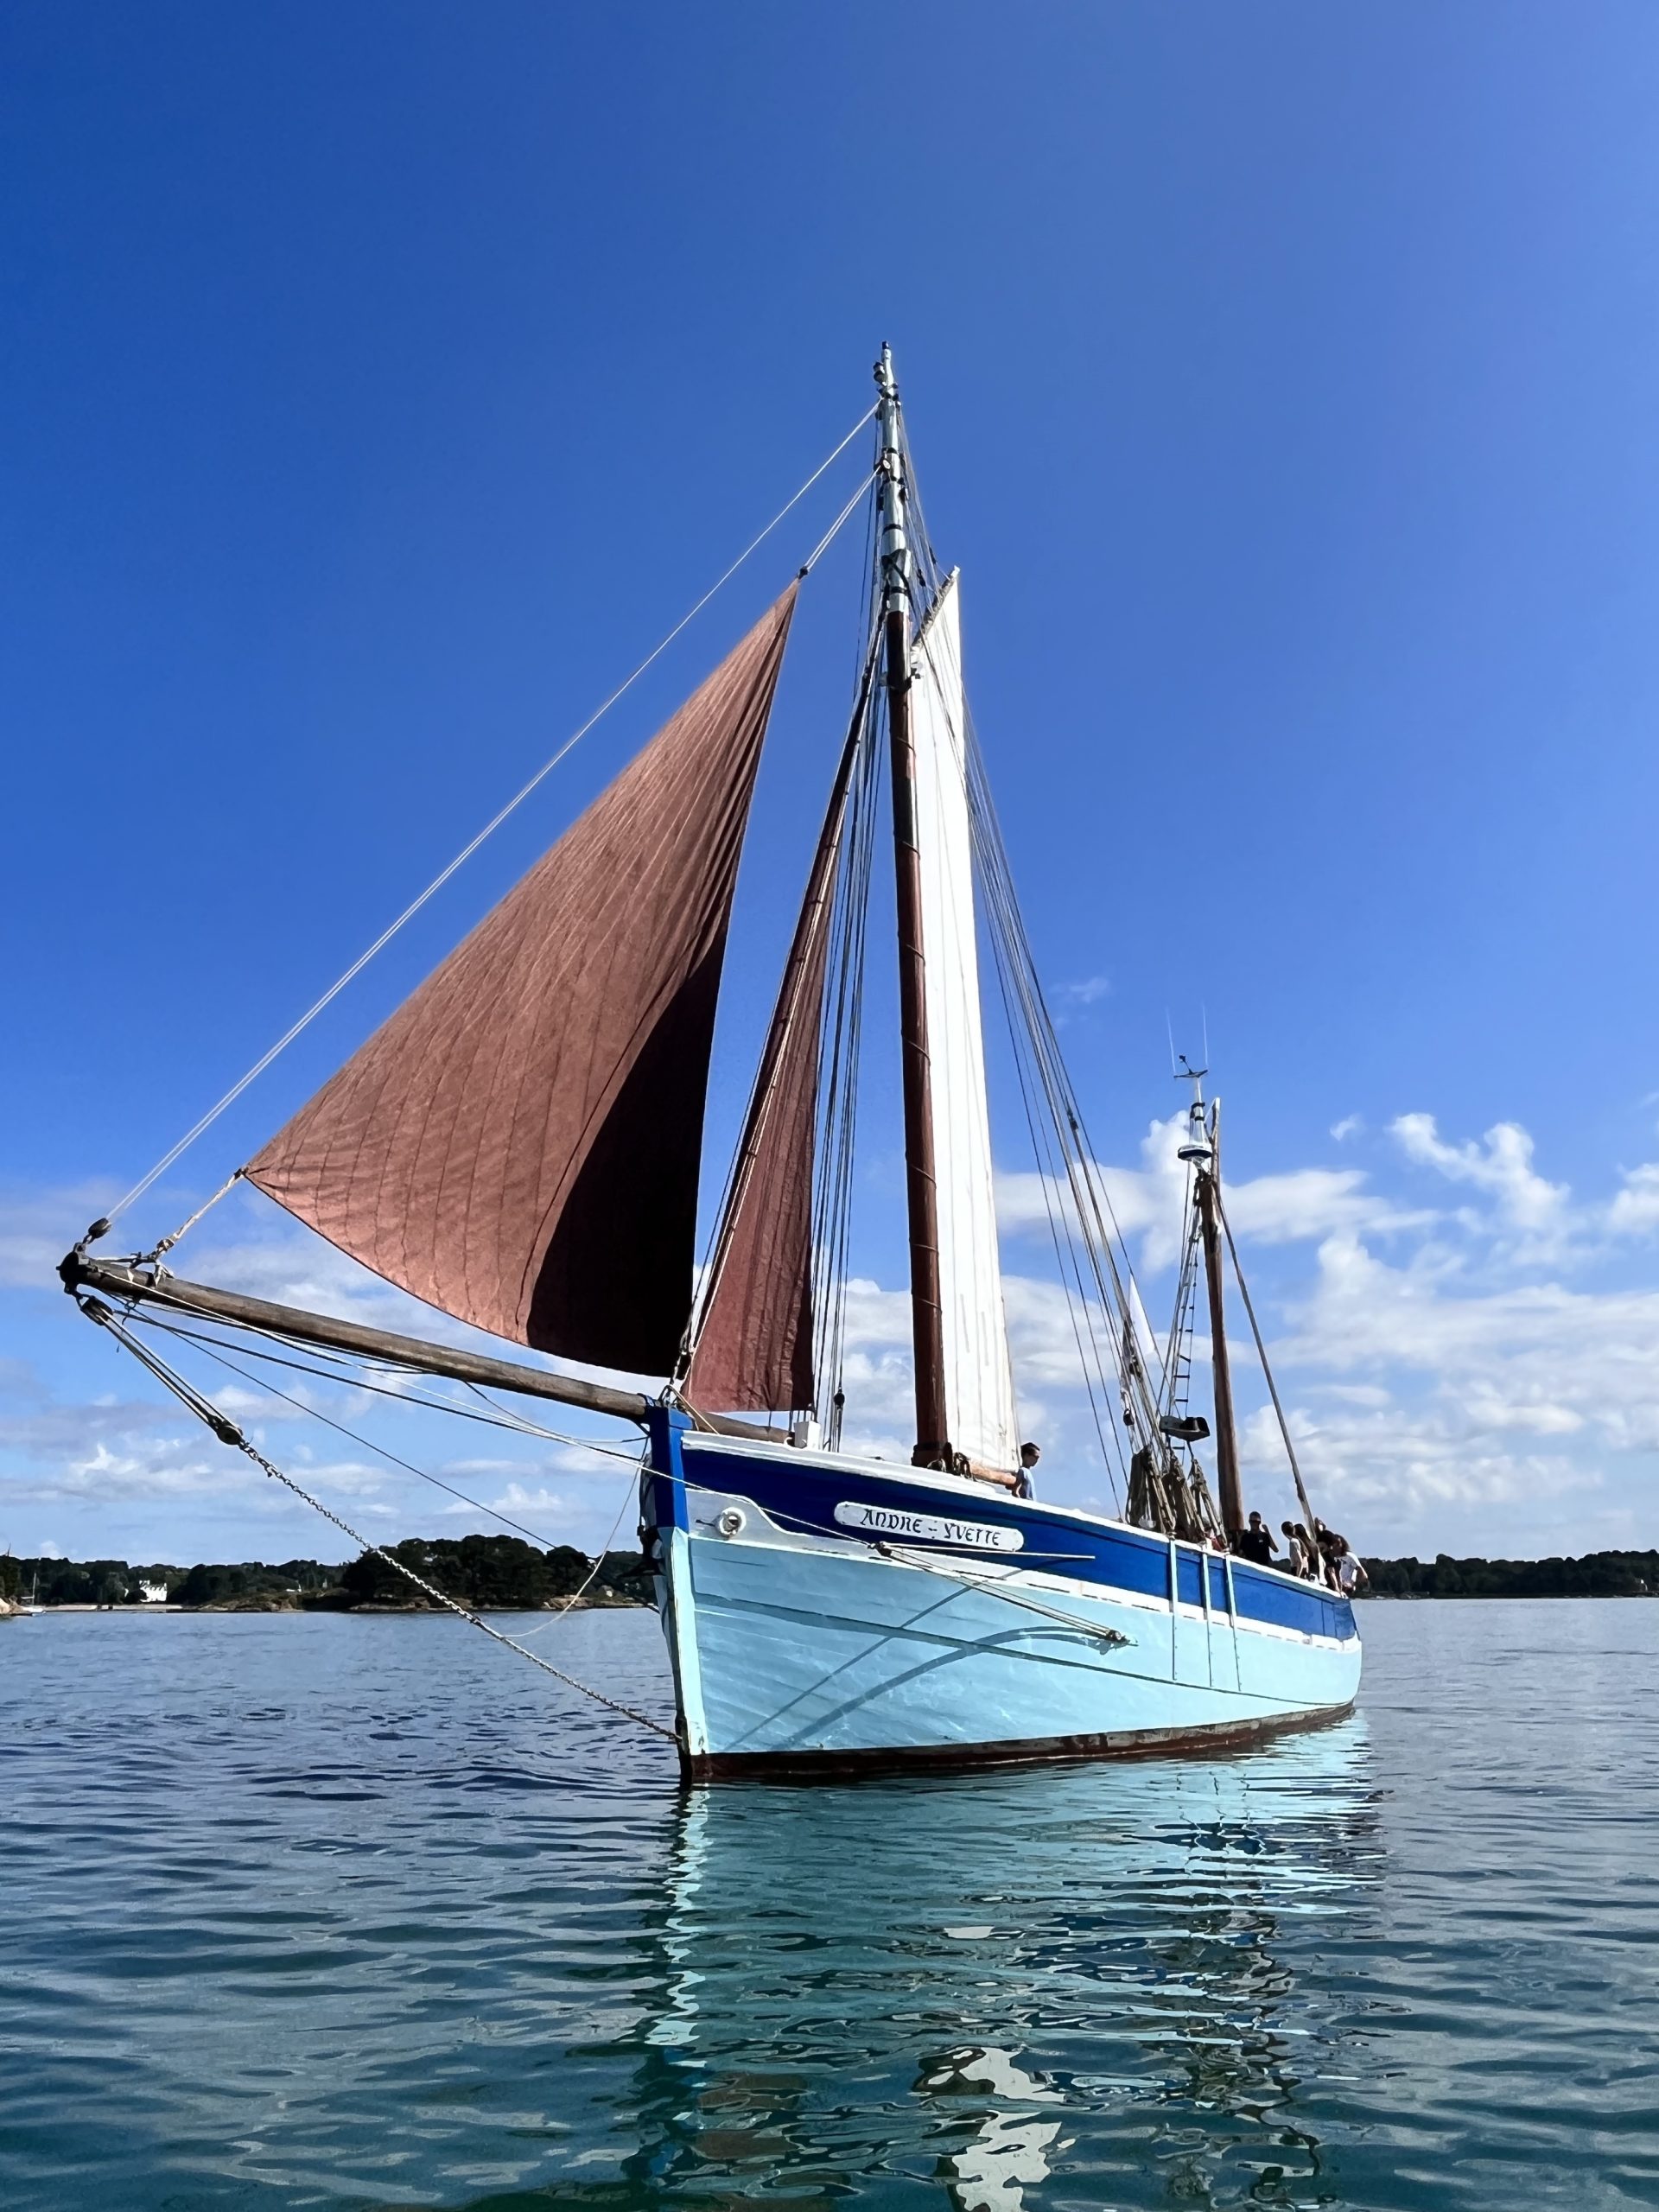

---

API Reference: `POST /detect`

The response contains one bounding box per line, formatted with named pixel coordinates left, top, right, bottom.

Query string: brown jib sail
left=245, top=588, right=797, bottom=1375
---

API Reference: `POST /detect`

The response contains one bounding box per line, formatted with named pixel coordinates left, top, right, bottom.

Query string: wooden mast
left=875, top=345, right=950, bottom=1468
left=1195, top=1103, right=1244, bottom=1535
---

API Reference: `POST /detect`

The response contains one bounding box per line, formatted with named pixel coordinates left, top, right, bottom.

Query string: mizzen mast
left=1182, top=1072, right=1244, bottom=1537
left=876, top=345, right=950, bottom=1469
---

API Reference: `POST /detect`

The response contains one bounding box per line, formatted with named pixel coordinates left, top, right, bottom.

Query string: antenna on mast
left=1174, top=1052, right=1212, bottom=1164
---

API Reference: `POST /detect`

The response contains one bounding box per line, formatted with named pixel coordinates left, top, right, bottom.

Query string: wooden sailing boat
left=64, top=349, right=1360, bottom=1777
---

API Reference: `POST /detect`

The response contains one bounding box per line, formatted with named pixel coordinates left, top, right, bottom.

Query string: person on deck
left=1233, top=1512, right=1278, bottom=1567
left=1015, top=1441, right=1040, bottom=1499
left=1281, top=1521, right=1312, bottom=1578
left=1333, top=1538, right=1368, bottom=1596
left=1313, top=1519, right=1342, bottom=1588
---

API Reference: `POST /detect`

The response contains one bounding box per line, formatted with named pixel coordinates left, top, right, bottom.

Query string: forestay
left=909, top=573, right=1019, bottom=1471
left=245, top=590, right=797, bottom=1376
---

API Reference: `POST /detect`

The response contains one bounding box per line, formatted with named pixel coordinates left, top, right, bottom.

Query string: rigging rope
left=511, top=1476, right=639, bottom=1642
left=818, top=420, right=1160, bottom=1503
left=150, top=1171, right=245, bottom=1261
left=126, top=1309, right=641, bottom=1464
left=956, top=674, right=1160, bottom=1498
left=813, top=652, right=883, bottom=1440
left=873, top=1541, right=1134, bottom=1647
left=77, top=1297, right=677, bottom=1742
left=986, top=928, right=1127, bottom=1507
left=105, top=407, right=880, bottom=1232
left=799, top=472, right=877, bottom=578
left=129, top=1313, right=637, bottom=1550
left=1215, top=1192, right=1321, bottom=1538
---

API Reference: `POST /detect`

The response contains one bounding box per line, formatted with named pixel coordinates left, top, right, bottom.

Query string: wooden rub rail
left=61, top=1254, right=771, bottom=1440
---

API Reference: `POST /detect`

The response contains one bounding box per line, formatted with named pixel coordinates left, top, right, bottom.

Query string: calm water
left=2, top=1602, right=1656, bottom=2210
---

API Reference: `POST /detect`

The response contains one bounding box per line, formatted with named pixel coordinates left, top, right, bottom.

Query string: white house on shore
left=138, top=1580, right=168, bottom=1605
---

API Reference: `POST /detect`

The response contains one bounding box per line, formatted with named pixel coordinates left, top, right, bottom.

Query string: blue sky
left=7, top=3, right=1659, bottom=1567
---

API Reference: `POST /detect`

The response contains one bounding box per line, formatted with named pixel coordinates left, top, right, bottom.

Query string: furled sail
left=683, top=724, right=859, bottom=1413
left=908, top=573, right=1020, bottom=1471
left=245, top=589, right=797, bottom=1374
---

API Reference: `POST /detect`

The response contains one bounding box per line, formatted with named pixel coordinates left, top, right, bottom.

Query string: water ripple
left=2, top=1602, right=1656, bottom=2207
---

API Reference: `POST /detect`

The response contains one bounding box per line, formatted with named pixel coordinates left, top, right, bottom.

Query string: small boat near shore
left=0, top=1565, right=43, bottom=1619
left=64, top=349, right=1357, bottom=1777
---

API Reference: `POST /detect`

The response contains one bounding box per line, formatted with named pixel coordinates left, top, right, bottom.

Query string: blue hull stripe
left=658, top=1438, right=1357, bottom=1645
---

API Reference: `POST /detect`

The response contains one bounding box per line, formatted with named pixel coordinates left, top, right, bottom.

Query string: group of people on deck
left=1229, top=1510, right=1368, bottom=1594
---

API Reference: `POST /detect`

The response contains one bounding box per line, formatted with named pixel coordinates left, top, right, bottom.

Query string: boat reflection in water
left=630, top=1717, right=1381, bottom=2209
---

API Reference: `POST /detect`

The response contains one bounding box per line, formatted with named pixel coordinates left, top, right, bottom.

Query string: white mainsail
left=909, top=572, right=1020, bottom=1471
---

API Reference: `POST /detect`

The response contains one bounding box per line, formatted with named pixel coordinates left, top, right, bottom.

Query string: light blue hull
left=641, top=1416, right=1361, bottom=1780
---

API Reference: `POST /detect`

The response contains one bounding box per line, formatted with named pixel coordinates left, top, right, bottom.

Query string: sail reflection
left=638, top=1720, right=1382, bottom=2208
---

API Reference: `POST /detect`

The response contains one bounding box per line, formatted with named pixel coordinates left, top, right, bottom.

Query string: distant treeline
left=0, top=1534, right=652, bottom=1612
left=1360, top=1549, right=1658, bottom=1599
left=11, top=1538, right=1654, bottom=1611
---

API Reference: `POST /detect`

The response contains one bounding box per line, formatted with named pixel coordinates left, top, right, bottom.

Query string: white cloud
left=437, top=1480, right=587, bottom=1531
left=442, top=1436, right=634, bottom=1482
left=288, top=1457, right=391, bottom=1498
left=1000, top=1113, right=1428, bottom=1274
left=1331, top=1115, right=1363, bottom=1142
left=1053, top=976, right=1111, bottom=1023
left=0, top=1382, right=397, bottom=1503
left=992, top=1112, right=1659, bottom=1554
left=1389, top=1113, right=1569, bottom=1236
left=839, top=1275, right=914, bottom=1351
left=1237, top=1394, right=1599, bottom=1521
left=9, top=1439, right=249, bottom=1503
left=187, top=1222, right=451, bottom=1337
left=1607, top=1163, right=1659, bottom=1237
left=11, top=1108, right=1659, bottom=1563
left=208, top=1382, right=322, bottom=1425
left=1378, top=1112, right=1659, bottom=1262
left=1265, top=1228, right=1659, bottom=1524
left=0, top=1179, right=122, bottom=1290
left=1227, top=1167, right=1433, bottom=1246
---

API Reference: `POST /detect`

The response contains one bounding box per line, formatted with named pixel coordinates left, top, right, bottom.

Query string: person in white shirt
left=1334, top=1538, right=1368, bottom=1596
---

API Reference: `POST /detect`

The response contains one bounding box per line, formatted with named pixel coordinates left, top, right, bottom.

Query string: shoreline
left=13, top=1589, right=1656, bottom=1617
left=8, top=1596, right=652, bottom=1616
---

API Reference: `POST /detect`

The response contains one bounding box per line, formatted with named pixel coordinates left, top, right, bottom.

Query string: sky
left=7, top=3, right=1659, bottom=1569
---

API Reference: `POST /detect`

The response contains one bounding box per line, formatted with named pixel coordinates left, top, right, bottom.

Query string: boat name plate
left=833, top=1502, right=1024, bottom=1552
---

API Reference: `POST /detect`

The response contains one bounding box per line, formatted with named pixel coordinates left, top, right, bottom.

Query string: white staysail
left=909, top=572, right=1020, bottom=1472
